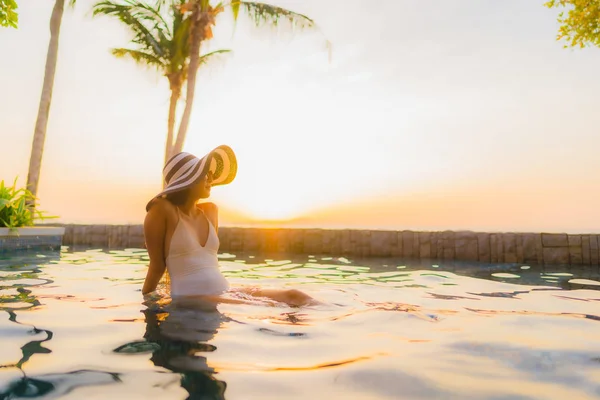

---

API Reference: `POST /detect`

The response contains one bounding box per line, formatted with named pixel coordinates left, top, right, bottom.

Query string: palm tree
left=26, top=0, right=76, bottom=202
left=173, top=0, right=324, bottom=156
left=92, top=0, right=230, bottom=166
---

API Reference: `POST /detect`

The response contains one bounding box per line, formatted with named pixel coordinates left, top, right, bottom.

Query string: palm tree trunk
left=173, top=3, right=203, bottom=155
left=26, top=0, right=65, bottom=202
left=164, top=82, right=181, bottom=164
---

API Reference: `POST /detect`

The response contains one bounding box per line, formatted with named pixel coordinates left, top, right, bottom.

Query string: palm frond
left=237, top=1, right=314, bottom=29
left=93, top=1, right=165, bottom=58
left=111, top=48, right=165, bottom=68
left=231, top=0, right=240, bottom=21
left=126, top=0, right=170, bottom=36
left=197, top=48, right=231, bottom=67
left=171, top=15, right=192, bottom=67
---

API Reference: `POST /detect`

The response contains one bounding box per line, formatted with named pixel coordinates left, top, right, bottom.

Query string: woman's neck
left=178, top=199, right=199, bottom=216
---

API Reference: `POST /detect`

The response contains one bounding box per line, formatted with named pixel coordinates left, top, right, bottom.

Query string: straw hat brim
left=146, top=145, right=237, bottom=211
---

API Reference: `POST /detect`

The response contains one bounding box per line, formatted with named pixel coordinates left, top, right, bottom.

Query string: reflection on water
left=1, top=369, right=121, bottom=399
left=138, top=307, right=227, bottom=399
left=0, top=247, right=599, bottom=399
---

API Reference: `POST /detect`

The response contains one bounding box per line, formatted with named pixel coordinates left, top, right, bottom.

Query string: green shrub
left=0, top=178, right=57, bottom=229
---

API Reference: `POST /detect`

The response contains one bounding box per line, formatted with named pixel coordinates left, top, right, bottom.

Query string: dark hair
left=164, top=173, right=205, bottom=206
left=165, top=188, right=192, bottom=206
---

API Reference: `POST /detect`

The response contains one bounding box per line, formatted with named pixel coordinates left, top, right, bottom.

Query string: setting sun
left=237, top=197, right=306, bottom=221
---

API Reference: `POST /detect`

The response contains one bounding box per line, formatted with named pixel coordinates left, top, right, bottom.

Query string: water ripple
left=0, top=248, right=598, bottom=400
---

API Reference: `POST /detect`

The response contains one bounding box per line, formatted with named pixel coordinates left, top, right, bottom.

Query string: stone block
left=129, top=225, right=144, bottom=237
left=418, top=232, right=432, bottom=259
left=535, top=235, right=544, bottom=264
left=442, top=231, right=455, bottom=260
left=430, top=232, right=439, bottom=259
left=590, top=235, right=599, bottom=266
left=582, top=235, right=591, bottom=265
left=91, top=224, right=108, bottom=235
left=108, top=225, right=128, bottom=248
left=401, top=231, right=415, bottom=258
left=261, top=229, right=280, bottom=253
left=495, top=233, right=505, bottom=263
left=321, top=230, right=335, bottom=255
left=361, top=230, right=372, bottom=257
left=129, top=235, right=145, bottom=248
left=569, top=246, right=583, bottom=265
left=128, top=225, right=145, bottom=249
left=543, top=247, right=570, bottom=265
left=522, top=234, right=539, bottom=263
left=370, top=230, right=396, bottom=257
left=436, top=233, right=445, bottom=259
left=490, top=234, right=498, bottom=263
left=289, top=230, right=305, bottom=254
left=542, top=233, right=569, bottom=247
left=218, top=228, right=231, bottom=251
left=414, top=232, right=421, bottom=258
left=243, top=228, right=260, bottom=251
left=229, top=228, right=244, bottom=252
left=340, top=230, right=352, bottom=255
left=568, top=235, right=582, bottom=247
left=515, top=234, right=524, bottom=263
left=275, top=229, right=290, bottom=253
left=503, top=233, right=517, bottom=263
left=477, top=233, right=491, bottom=262
left=71, top=225, right=87, bottom=246
left=104, top=226, right=115, bottom=248
left=70, top=224, right=81, bottom=245
left=332, top=230, right=343, bottom=255
left=62, top=224, right=73, bottom=245
left=305, top=229, right=323, bottom=255
left=392, top=231, right=403, bottom=257
left=455, top=231, right=478, bottom=261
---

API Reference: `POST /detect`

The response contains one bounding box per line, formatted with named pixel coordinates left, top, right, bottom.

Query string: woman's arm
left=142, top=201, right=169, bottom=294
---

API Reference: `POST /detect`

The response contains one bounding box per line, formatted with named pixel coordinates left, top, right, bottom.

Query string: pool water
left=0, top=248, right=599, bottom=400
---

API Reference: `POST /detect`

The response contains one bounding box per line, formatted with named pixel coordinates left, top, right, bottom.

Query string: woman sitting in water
left=142, top=145, right=316, bottom=307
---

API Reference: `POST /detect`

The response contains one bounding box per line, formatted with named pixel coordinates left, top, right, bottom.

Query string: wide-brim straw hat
left=146, top=145, right=237, bottom=211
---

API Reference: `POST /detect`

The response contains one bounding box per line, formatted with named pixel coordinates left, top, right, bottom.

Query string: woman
left=142, top=145, right=316, bottom=307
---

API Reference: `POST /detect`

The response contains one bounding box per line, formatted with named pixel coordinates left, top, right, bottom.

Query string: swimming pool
left=0, top=247, right=599, bottom=399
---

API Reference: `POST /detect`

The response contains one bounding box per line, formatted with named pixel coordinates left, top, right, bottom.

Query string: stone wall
left=53, top=224, right=600, bottom=266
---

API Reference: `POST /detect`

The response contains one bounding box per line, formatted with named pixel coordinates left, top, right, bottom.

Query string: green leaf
left=0, top=0, right=18, bottom=29
left=545, top=0, right=600, bottom=49
left=0, top=178, right=57, bottom=227
left=231, top=0, right=240, bottom=21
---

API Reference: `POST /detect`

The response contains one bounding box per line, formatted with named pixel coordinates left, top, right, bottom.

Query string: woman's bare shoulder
left=196, top=202, right=218, bottom=213
left=145, top=198, right=177, bottom=223
left=196, top=202, right=219, bottom=217
left=196, top=202, right=218, bottom=225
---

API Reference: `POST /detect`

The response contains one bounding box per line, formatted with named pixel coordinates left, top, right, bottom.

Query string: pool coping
left=38, top=224, right=600, bottom=266
left=0, top=227, right=66, bottom=237
left=0, top=227, right=66, bottom=252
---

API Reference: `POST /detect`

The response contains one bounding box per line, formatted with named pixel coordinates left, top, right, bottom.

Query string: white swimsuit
left=166, top=209, right=229, bottom=297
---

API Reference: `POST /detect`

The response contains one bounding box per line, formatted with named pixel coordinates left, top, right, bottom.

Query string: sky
left=1, top=0, right=599, bottom=233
